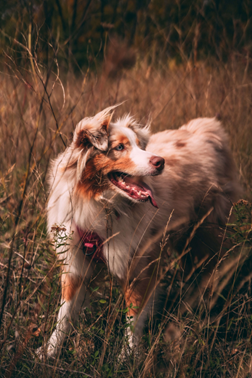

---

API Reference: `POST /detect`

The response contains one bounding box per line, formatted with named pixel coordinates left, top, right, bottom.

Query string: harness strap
left=76, top=225, right=105, bottom=263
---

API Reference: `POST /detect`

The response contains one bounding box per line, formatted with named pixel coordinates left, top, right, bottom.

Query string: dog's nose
left=149, top=156, right=165, bottom=171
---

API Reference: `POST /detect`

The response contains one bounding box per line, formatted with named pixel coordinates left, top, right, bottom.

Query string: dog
left=37, top=105, right=240, bottom=358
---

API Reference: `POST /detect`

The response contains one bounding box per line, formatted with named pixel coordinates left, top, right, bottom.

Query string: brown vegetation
left=0, top=43, right=252, bottom=377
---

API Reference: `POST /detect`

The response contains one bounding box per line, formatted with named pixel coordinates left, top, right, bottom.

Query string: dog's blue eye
left=115, top=144, right=124, bottom=151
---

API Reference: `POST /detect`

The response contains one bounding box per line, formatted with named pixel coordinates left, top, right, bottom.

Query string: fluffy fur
left=37, top=106, right=240, bottom=358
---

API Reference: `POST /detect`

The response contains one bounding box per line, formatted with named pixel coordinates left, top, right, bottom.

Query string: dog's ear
left=74, top=105, right=120, bottom=151
left=127, top=118, right=151, bottom=150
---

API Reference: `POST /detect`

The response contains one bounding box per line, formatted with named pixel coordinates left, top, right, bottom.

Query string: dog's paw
left=118, top=334, right=140, bottom=363
left=118, top=341, right=131, bottom=360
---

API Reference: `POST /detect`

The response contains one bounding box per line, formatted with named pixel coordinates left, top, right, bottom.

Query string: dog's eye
left=115, top=144, right=125, bottom=151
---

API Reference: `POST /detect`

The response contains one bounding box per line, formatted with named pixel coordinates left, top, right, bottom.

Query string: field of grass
left=1, top=49, right=252, bottom=377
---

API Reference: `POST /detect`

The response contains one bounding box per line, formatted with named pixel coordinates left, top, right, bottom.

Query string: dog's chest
left=102, top=206, right=160, bottom=277
left=74, top=200, right=161, bottom=278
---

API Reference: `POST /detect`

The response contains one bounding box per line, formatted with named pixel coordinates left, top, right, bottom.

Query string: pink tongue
left=144, top=187, right=158, bottom=208
left=124, top=176, right=158, bottom=208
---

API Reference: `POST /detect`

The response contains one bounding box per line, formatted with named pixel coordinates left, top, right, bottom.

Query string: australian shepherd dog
left=37, top=105, right=240, bottom=358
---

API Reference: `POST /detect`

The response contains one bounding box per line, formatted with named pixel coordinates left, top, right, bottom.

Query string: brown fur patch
left=136, top=138, right=141, bottom=147
left=176, top=140, right=187, bottom=148
left=62, top=274, right=82, bottom=302
left=75, top=151, right=137, bottom=200
left=75, top=130, right=92, bottom=149
left=117, top=135, right=130, bottom=146
left=165, top=157, right=178, bottom=166
left=125, top=288, right=142, bottom=316
left=110, top=134, right=130, bottom=149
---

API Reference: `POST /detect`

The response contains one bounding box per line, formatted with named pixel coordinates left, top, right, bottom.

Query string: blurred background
left=1, top=0, right=252, bottom=71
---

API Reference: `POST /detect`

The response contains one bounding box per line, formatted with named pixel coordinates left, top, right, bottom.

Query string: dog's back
left=148, top=117, right=240, bottom=219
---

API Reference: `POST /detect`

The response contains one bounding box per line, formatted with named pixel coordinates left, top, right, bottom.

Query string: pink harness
left=76, top=225, right=105, bottom=263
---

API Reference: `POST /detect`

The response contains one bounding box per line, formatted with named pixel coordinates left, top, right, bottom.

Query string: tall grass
left=0, top=43, right=252, bottom=377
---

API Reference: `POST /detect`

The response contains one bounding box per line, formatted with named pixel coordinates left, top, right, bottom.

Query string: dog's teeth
left=126, top=185, right=130, bottom=189
left=137, top=191, right=141, bottom=195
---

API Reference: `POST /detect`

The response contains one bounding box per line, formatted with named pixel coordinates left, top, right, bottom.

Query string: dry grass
left=0, top=50, right=252, bottom=377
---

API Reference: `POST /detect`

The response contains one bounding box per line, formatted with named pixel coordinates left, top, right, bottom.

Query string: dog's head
left=64, top=106, right=164, bottom=207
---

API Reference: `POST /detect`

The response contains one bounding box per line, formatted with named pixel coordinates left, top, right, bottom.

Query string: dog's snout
left=149, top=156, right=165, bottom=171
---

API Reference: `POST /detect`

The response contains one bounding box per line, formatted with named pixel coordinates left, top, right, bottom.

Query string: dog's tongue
left=124, top=176, right=158, bottom=208
left=144, top=187, right=158, bottom=208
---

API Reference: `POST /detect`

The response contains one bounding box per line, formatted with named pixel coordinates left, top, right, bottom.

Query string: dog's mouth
left=108, top=172, right=158, bottom=208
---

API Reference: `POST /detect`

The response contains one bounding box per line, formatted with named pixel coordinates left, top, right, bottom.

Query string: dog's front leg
left=123, top=275, right=159, bottom=353
left=37, top=267, right=90, bottom=359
